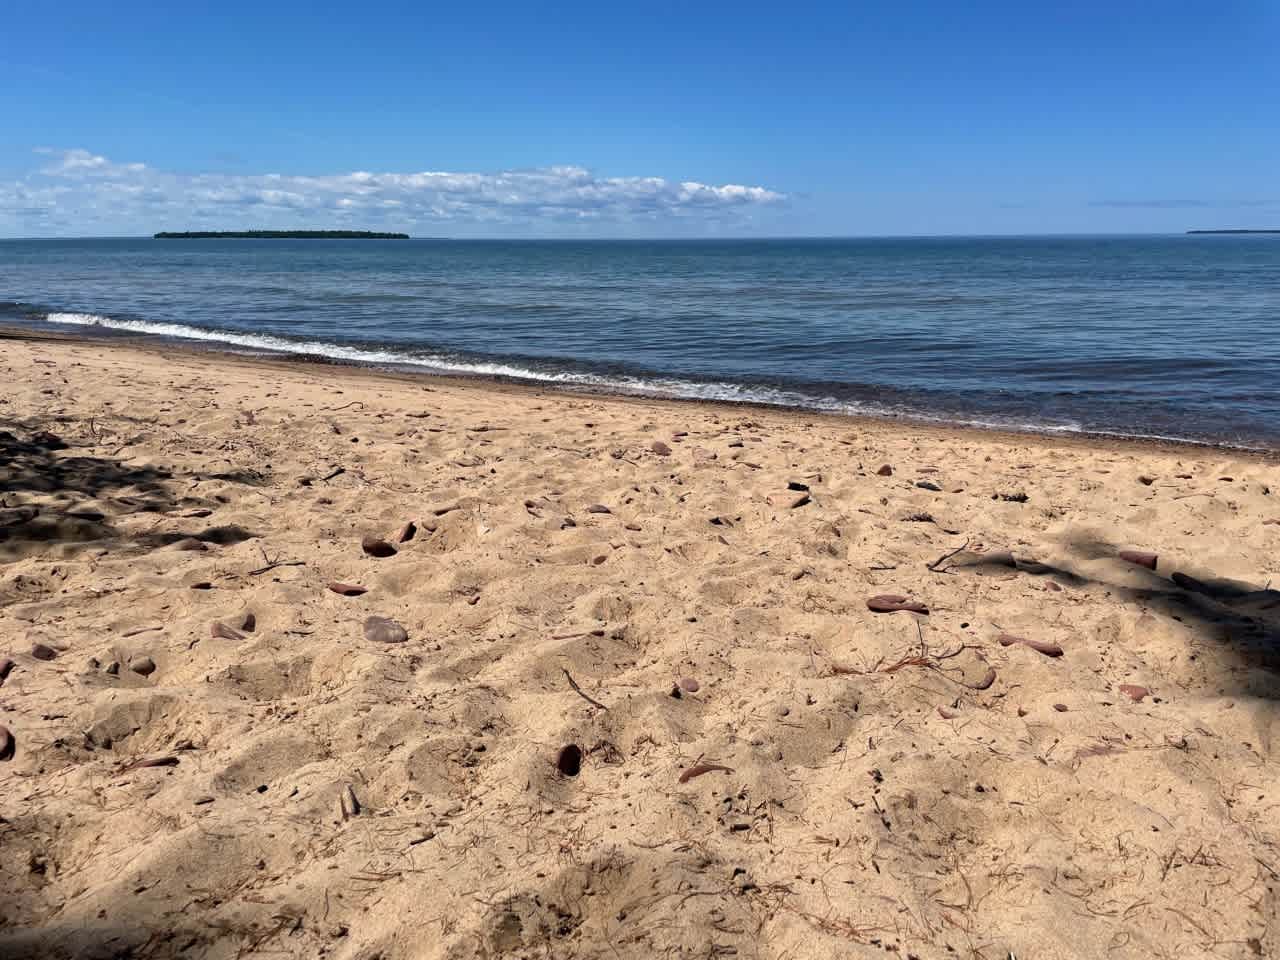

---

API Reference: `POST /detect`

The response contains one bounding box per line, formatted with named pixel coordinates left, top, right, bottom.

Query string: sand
left=1, top=328, right=1278, bottom=960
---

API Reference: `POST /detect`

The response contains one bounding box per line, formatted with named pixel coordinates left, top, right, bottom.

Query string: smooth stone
left=363, top=616, right=407, bottom=643
left=129, top=655, right=157, bottom=676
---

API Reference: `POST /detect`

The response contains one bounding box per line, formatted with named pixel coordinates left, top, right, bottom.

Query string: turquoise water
left=2, top=236, right=1278, bottom=447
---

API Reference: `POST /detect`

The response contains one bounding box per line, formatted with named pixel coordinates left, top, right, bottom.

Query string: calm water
left=2, top=236, right=1278, bottom=447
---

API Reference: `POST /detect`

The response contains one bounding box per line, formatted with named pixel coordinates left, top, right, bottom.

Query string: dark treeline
left=153, top=230, right=410, bottom=239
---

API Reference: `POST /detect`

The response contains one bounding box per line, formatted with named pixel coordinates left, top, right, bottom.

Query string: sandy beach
left=1, top=327, right=1277, bottom=959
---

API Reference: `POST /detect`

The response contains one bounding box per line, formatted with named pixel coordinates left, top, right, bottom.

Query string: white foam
left=39, top=312, right=1259, bottom=450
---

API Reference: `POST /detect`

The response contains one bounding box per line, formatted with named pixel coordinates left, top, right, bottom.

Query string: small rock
left=556, top=744, right=583, bottom=777
left=915, top=480, right=942, bottom=492
left=0, top=658, right=14, bottom=685
left=1118, top=549, right=1158, bottom=570
left=866, top=595, right=928, bottom=614
left=651, top=441, right=672, bottom=456
left=361, top=535, right=397, bottom=558
left=679, top=677, right=700, bottom=693
left=194, top=796, right=215, bottom=805
left=363, top=616, right=407, bottom=643
left=31, top=642, right=57, bottom=661
left=210, top=621, right=245, bottom=641
left=234, top=611, right=256, bottom=633
left=789, top=494, right=811, bottom=509
left=787, top=481, right=810, bottom=492
left=171, top=538, right=208, bottom=552
left=997, top=634, right=1063, bottom=657
left=0, top=725, right=14, bottom=761
left=1138, top=476, right=1156, bottom=486
left=328, top=581, right=368, bottom=596
left=129, top=656, right=156, bottom=677
left=340, top=784, right=361, bottom=819
left=104, top=661, right=120, bottom=675
left=1118, top=684, right=1150, bottom=702
left=876, top=464, right=893, bottom=476
left=395, top=520, right=417, bottom=543
left=586, top=504, right=611, bottom=514
left=1052, top=703, right=1069, bottom=712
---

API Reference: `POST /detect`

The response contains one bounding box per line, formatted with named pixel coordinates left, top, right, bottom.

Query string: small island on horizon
left=153, top=230, right=410, bottom=239
left=1186, top=229, right=1280, bottom=235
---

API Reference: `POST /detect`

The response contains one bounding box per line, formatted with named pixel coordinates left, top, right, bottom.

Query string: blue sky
left=2, top=1, right=1276, bottom=237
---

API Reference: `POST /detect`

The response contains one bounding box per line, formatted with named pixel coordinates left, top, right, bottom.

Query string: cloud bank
left=1, top=149, right=784, bottom=235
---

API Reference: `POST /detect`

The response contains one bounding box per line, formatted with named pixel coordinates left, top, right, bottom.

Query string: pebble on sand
left=876, top=464, right=893, bottom=476
left=234, top=611, right=256, bottom=632
left=556, top=744, right=583, bottom=777
left=1118, top=684, right=1150, bottom=702
left=363, top=616, right=408, bottom=643
left=0, top=658, right=14, bottom=685
left=31, top=642, right=58, bottom=661
left=651, top=441, right=672, bottom=456
left=586, top=504, right=611, bottom=514
left=997, top=634, right=1064, bottom=658
left=361, top=535, right=398, bottom=558
left=210, top=621, right=245, bottom=641
left=395, top=521, right=418, bottom=543
left=867, top=595, right=929, bottom=614
left=1118, top=549, right=1158, bottom=570
left=328, top=581, right=368, bottom=596
left=129, top=655, right=157, bottom=676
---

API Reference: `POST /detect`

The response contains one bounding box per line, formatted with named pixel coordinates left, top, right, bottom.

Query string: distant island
left=1186, top=229, right=1280, bottom=235
left=153, top=230, right=410, bottom=239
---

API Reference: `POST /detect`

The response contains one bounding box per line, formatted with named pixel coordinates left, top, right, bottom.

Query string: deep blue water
left=2, top=236, right=1278, bottom=447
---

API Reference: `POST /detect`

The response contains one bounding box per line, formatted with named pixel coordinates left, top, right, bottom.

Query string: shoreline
left=4, top=322, right=1274, bottom=461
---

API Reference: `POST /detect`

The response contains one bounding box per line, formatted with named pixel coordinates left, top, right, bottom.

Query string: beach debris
left=0, top=725, right=13, bottom=761
left=651, top=440, right=672, bottom=456
left=182, top=508, right=214, bottom=518
left=790, top=493, right=812, bottom=508
left=998, top=634, right=1064, bottom=657
left=119, top=755, right=179, bottom=772
left=1119, top=549, right=1158, bottom=570
left=171, top=537, right=208, bottom=552
left=0, top=658, right=14, bottom=686
left=194, top=796, right=214, bottom=806
left=395, top=520, right=417, bottom=543
left=363, top=616, right=407, bottom=644
left=31, top=642, right=58, bottom=661
left=788, top=481, right=810, bottom=492
left=562, top=668, right=609, bottom=710
left=210, top=621, right=245, bottom=641
left=877, top=464, right=893, bottom=476
left=867, top=595, right=929, bottom=614
left=340, top=784, right=361, bottom=819
left=1118, top=684, right=1150, bottom=702
left=361, top=535, right=397, bottom=558
left=328, top=581, right=368, bottom=596
left=190, top=581, right=213, bottom=590
left=916, top=480, right=942, bottom=492
left=299, top=466, right=345, bottom=486
left=996, top=491, right=1029, bottom=503
left=926, top=540, right=971, bottom=572
left=556, top=744, right=583, bottom=777
left=679, top=762, right=733, bottom=784
left=128, top=655, right=156, bottom=676
left=586, top=504, right=611, bottom=514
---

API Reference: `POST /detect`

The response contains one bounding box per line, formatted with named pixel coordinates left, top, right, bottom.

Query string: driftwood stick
left=562, top=668, right=609, bottom=711
left=926, top=540, right=970, bottom=572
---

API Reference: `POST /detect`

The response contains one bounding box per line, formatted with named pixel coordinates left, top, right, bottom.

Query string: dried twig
left=562, top=668, right=608, bottom=711
left=927, top=539, right=970, bottom=573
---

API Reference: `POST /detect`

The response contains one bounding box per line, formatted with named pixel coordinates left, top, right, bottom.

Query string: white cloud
left=2, top=149, right=784, bottom=235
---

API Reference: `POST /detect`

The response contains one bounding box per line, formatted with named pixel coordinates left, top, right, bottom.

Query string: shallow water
left=2, top=235, right=1278, bottom=447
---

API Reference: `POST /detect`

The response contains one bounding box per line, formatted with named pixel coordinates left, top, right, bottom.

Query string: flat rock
left=651, top=441, right=672, bottom=456
left=328, top=581, right=368, bottom=596
left=364, top=616, right=407, bottom=643
left=210, top=621, right=245, bottom=641
left=866, top=595, right=929, bottom=614
left=361, top=535, right=397, bottom=558
left=31, top=642, right=58, bottom=661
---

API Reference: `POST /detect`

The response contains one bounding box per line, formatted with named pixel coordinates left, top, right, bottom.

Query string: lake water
left=2, top=236, right=1278, bottom=448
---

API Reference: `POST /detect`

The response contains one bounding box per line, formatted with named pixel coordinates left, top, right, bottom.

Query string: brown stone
left=361, top=535, right=397, bottom=558
left=866, top=595, right=928, bottom=614
left=363, top=616, right=407, bottom=643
